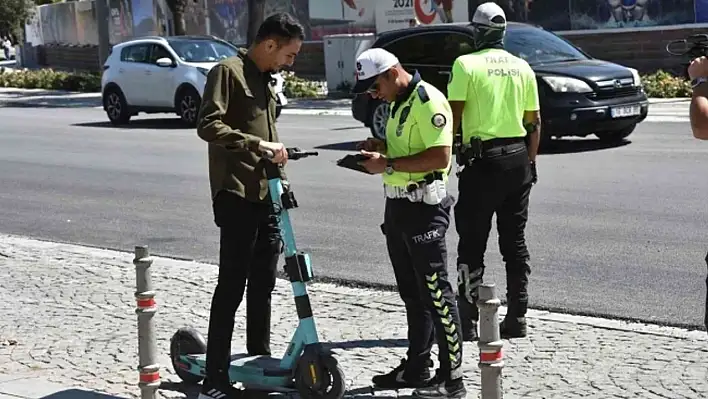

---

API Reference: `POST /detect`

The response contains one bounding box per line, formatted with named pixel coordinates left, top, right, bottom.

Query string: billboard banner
left=569, top=0, right=694, bottom=30
left=376, top=0, right=469, bottom=32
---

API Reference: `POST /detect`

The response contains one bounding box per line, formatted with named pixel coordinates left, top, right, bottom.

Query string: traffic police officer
left=354, top=48, right=466, bottom=399
left=447, top=2, right=541, bottom=341
left=196, top=13, right=304, bottom=399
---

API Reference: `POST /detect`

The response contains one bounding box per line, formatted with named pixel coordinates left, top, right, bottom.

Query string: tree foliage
left=34, top=0, right=62, bottom=5
left=0, top=0, right=34, bottom=38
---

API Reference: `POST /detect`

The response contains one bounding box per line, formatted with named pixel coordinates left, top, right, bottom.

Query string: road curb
left=1, top=233, right=705, bottom=340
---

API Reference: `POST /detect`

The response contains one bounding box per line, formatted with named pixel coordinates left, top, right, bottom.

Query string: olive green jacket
left=197, top=48, right=286, bottom=203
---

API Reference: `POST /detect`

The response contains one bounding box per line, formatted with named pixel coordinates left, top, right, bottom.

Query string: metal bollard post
left=477, top=283, right=504, bottom=399
left=134, top=246, right=160, bottom=399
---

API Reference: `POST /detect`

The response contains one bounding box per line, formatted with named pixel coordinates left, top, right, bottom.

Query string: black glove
left=530, top=161, right=538, bottom=184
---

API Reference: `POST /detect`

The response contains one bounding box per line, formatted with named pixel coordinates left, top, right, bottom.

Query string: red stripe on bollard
left=137, top=298, right=155, bottom=308
left=139, top=371, right=160, bottom=383
left=479, top=350, right=503, bottom=362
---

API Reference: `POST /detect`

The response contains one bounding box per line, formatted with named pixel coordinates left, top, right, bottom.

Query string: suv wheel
left=103, top=87, right=130, bottom=125
left=369, top=101, right=390, bottom=140
left=177, top=86, right=201, bottom=127
left=595, top=125, right=635, bottom=143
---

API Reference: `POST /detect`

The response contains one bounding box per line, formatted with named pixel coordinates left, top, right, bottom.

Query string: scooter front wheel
left=295, top=354, right=346, bottom=399
left=169, top=327, right=207, bottom=384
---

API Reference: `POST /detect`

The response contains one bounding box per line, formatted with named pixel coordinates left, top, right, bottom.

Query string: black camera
left=666, top=34, right=708, bottom=79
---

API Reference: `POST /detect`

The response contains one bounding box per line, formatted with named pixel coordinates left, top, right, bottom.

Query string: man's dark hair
left=255, top=13, right=305, bottom=44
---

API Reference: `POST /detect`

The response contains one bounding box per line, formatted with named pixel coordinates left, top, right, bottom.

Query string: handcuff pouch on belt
left=385, top=171, right=447, bottom=205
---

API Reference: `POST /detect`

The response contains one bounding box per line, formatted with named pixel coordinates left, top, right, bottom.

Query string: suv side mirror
left=156, top=57, right=174, bottom=67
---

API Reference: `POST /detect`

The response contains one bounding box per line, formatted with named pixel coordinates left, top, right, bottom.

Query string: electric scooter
left=169, top=148, right=346, bottom=399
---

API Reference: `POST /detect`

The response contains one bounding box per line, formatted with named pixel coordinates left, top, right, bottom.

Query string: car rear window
left=504, top=28, right=588, bottom=65
left=383, top=32, right=475, bottom=66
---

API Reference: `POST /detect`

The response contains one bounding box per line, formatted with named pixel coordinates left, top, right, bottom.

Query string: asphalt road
left=0, top=106, right=706, bottom=329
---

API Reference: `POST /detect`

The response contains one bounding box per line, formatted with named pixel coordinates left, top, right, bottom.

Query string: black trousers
left=455, top=147, right=533, bottom=328
left=204, top=191, right=281, bottom=384
left=383, top=196, right=463, bottom=381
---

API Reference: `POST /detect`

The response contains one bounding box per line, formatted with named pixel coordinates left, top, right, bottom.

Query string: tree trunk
left=167, top=0, right=188, bottom=35
left=246, top=0, right=265, bottom=47
left=173, top=11, right=187, bottom=35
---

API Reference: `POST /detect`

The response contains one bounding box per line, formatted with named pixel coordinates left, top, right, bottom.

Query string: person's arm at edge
left=524, top=70, right=541, bottom=162
left=447, top=58, right=468, bottom=142
left=691, top=83, right=708, bottom=140
left=197, top=64, right=262, bottom=152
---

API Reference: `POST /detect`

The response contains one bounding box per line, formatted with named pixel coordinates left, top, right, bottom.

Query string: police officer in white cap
left=447, top=2, right=541, bottom=341
left=353, top=47, right=467, bottom=399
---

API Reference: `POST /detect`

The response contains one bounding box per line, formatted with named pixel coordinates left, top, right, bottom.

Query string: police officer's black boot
left=371, top=358, right=434, bottom=389
left=457, top=294, right=479, bottom=341
left=500, top=269, right=529, bottom=339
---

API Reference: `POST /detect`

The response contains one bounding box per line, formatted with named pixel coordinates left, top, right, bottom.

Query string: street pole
left=477, top=283, right=504, bottom=399
left=95, top=0, right=111, bottom=68
left=134, top=246, right=160, bottom=399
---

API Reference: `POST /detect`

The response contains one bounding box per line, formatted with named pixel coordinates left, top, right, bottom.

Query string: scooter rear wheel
left=295, top=354, right=346, bottom=399
left=170, top=327, right=207, bottom=384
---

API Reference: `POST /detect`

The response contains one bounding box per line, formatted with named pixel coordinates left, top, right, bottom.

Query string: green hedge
left=280, top=70, right=323, bottom=98
left=0, top=67, right=696, bottom=99
left=0, top=68, right=101, bottom=92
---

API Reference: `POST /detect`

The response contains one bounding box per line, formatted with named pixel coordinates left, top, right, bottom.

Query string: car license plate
left=611, top=105, right=641, bottom=118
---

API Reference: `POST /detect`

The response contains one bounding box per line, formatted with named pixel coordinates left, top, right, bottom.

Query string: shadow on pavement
left=160, top=381, right=410, bottom=399
left=316, top=138, right=630, bottom=155
left=347, top=386, right=413, bottom=398
left=41, top=389, right=129, bottom=398
left=540, top=138, right=631, bottom=155
left=331, top=126, right=365, bottom=131
left=288, top=99, right=352, bottom=109
left=323, top=338, right=408, bottom=350
left=72, top=119, right=189, bottom=130
left=314, top=141, right=360, bottom=151
left=0, top=99, right=101, bottom=109
left=160, top=381, right=201, bottom=399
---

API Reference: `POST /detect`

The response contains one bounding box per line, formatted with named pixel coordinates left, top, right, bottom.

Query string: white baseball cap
left=472, top=2, right=506, bottom=29
left=352, top=48, right=400, bottom=94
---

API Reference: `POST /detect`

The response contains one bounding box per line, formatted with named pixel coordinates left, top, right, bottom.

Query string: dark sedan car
left=351, top=22, right=649, bottom=144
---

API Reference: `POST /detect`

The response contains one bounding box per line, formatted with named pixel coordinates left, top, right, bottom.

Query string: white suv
left=101, top=35, right=287, bottom=127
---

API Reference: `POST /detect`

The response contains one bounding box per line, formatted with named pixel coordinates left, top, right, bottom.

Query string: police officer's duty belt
left=459, top=137, right=526, bottom=166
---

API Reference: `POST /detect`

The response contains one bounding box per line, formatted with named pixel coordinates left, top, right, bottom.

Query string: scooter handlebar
left=262, top=147, right=319, bottom=161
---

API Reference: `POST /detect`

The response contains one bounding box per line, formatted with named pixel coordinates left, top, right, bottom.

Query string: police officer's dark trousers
left=205, top=190, right=281, bottom=385
left=455, top=142, right=533, bottom=338
left=383, top=196, right=463, bottom=381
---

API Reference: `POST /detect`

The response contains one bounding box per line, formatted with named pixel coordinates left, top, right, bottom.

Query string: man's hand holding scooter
left=259, top=141, right=288, bottom=164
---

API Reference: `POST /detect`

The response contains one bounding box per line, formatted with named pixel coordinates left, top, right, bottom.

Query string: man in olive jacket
left=196, top=13, right=304, bottom=399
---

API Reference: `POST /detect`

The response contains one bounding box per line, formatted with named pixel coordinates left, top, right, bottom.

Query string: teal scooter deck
left=175, top=353, right=294, bottom=391
left=169, top=148, right=346, bottom=399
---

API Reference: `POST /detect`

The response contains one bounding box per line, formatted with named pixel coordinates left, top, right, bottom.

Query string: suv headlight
left=542, top=76, right=592, bottom=93
left=628, top=67, right=641, bottom=86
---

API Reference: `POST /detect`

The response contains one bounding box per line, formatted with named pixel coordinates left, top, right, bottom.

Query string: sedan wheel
left=178, top=88, right=201, bottom=127
left=103, top=89, right=130, bottom=125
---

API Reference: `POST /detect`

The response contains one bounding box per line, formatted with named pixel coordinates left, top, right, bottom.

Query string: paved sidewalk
left=0, top=234, right=706, bottom=399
